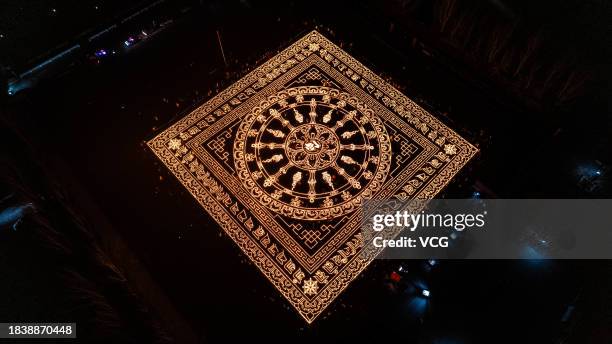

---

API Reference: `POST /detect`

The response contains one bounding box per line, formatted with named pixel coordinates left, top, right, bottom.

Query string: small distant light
left=561, top=305, right=575, bottom=322
left=596, top=170, right=601, bottom=175
left=421, top=289, right=430, bottom=297
left=450, top=232, right=458, bottom=240
left=124, top=40, right=130, bottom=46
left=51, top=8, right=57, bottom=13
left=428, top=259, right=437, bottom=267
left=141, top=30, right=148, bottom=36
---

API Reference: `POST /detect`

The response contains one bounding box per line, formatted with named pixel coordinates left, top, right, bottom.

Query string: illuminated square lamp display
left=148, top=31, right=477, bottom=323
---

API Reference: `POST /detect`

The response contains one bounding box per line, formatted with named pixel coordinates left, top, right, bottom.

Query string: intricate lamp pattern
left=148, top=31, right=477, bottom=323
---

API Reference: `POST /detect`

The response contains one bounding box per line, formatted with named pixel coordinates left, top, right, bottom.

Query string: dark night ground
left=1, top=1, right=611, bottom=343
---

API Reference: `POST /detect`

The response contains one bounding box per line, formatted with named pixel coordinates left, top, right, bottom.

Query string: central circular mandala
left=285, top=124, right=339, bottom=170
left=233, top=86, right=392, bottom=220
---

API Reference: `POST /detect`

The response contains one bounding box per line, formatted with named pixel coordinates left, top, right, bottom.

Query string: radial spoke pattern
left=233, top=86, right=392, bottom=220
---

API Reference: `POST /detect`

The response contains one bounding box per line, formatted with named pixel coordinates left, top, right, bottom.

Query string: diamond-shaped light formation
left=147, top=31, right=477, bottom=323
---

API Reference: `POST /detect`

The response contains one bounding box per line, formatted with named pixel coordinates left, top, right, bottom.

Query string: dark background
left=1, top=1, right=610, bottom=343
